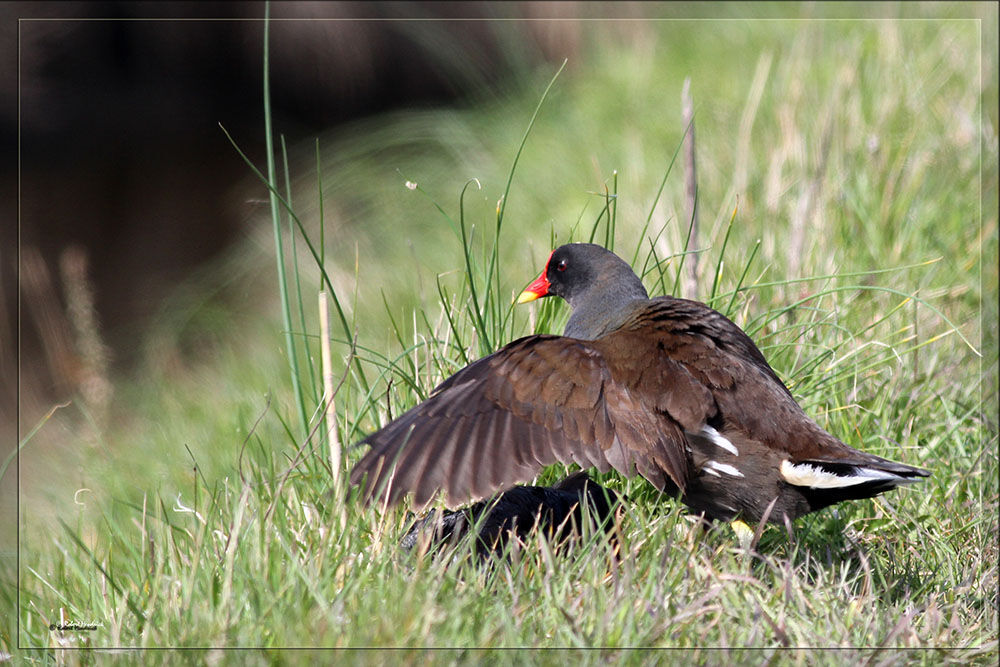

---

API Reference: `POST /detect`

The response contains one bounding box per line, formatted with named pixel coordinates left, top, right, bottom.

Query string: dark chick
left=399, top=471, right=621, bottom=558
left=352, top=243, right=929, bottom=524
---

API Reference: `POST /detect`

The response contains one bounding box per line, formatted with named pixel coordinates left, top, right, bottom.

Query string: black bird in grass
left=352, top=243, right=930, bottom=524
left=399, top=471, right=621, bottom=557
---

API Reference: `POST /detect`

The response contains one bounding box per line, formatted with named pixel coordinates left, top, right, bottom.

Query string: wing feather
left=350, top=334, right=691, bottom=507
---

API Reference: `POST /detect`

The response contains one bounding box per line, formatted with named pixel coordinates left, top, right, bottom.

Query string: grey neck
left=563, top=281, right=649, bottom=340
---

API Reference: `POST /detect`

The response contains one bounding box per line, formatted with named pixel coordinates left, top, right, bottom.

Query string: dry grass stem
left=682, top=76, right=699, bottom=298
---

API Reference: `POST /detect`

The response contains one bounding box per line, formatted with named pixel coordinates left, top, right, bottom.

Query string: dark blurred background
left=5, top=1, right=602, bottom=436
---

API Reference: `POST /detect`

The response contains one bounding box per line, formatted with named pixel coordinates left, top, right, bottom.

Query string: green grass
left=5, top=5, right=997, bottom=662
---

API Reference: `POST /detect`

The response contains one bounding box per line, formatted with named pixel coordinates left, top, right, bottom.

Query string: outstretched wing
left=349, top=334, right=690, bottom=508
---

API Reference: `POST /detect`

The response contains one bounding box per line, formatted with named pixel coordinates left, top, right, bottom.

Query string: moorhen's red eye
left=556, top=260, right=568, bottom=272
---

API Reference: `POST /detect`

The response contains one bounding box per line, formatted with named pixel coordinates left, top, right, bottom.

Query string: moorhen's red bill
left=350, top=243, right=929, bottom=523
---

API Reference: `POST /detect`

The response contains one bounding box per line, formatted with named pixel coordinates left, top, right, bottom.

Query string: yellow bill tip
left=515, top=290, right=541, bottom=305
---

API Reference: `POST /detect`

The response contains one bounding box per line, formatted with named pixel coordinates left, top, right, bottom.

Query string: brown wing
left=349, top=334, right=691, bottom=508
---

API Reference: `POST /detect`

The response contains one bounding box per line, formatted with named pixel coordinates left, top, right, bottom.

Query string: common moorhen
left=351, top=243, right=929, bottom=523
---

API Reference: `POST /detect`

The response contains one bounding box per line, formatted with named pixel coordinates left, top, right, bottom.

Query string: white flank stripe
left=705, top=460, right=744, bottom=478
left=780, top=460, right=903, bottom=489
left=703, top=467, right=721, bottom=477
left=700, top=425, right=739, bottom=456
